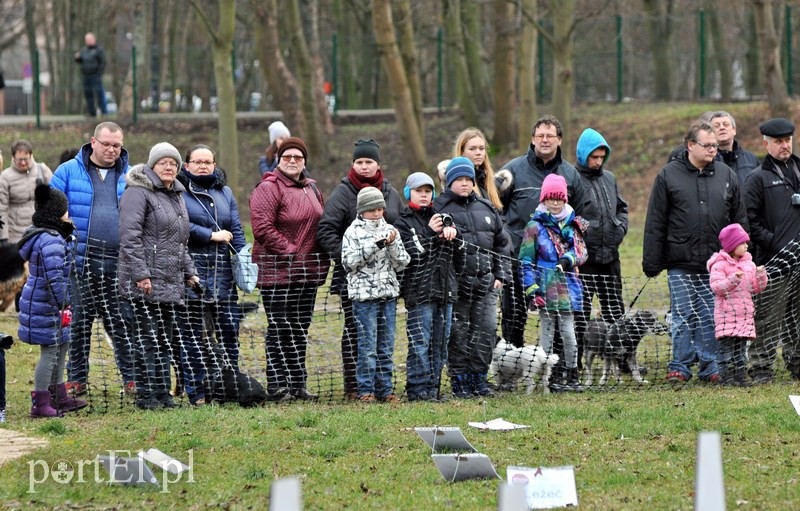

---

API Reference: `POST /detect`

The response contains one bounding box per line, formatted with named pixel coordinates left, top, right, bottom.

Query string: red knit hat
left=540, top=174, right=568, bottom=202
left=719, top=223, right=749, bottom=253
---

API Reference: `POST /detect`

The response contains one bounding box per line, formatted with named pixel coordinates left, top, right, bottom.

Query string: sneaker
left=0, top=408, right=5, bottom=423
left=407, top=391, right=430, bottom=402
left=65, top=382, right=88, bottom=396
left=266, top=388, right=293, bottom=402
left=290, top=388, right=319, bottom=401
left=136, top=397, right=162, bottom=410
left=750, top=371, right=773, bottom=384
left=708, top=373, right=720, bottom=384
left=122, top=381, right=136, bottom=396
left=665, top=371, right=688, bottom=383
left=380, top=394, right=400, bottom=403
left=358, top=394, right=376, bottom=403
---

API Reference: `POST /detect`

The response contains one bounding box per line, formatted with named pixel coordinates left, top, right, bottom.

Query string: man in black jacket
left=709, top=111, right=760, bottom=190
left=573, top=128, right=628, bottom=365
left=643, top=122, right=747, bottom=384
left=745, top=118, right=800, bottom=382
left=74, top=33, right=107, bottom=117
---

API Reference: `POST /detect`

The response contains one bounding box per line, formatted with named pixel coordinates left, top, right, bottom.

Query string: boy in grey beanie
left=341, top=186, right=410, bottom=402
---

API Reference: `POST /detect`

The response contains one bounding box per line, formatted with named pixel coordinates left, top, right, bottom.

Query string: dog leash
left=618, top=277, right=651, bottom=322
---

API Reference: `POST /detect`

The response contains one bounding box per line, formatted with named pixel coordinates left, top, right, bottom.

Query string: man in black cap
left=745, top=117, right=800, bottom=383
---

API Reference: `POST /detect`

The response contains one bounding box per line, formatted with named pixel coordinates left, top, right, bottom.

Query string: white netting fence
left=20, top=236, right=800, bottom=411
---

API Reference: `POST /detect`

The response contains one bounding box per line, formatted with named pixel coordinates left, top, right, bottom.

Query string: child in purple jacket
left=707, top=223, right=768, bottom=386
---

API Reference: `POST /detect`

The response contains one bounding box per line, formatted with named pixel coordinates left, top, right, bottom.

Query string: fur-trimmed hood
left=125, top=164, right=187, bottom=193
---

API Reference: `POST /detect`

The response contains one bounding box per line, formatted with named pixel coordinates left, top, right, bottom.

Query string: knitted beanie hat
left=147, top=142, right=182, bottom=170
left=356, top=186, right=386, bottom=214
left=445, top=157, right=475, bottom=189
left=276, top=137, right=308, bottom=161
left=719, top=223, right=750, bottom=253
left=540, top=173, right=568, bottom=202
left=32, top=184, right=69, bottom=226
left=268, top=121, right=291, bottom=144
left=352, top=138, right=381, bottom=163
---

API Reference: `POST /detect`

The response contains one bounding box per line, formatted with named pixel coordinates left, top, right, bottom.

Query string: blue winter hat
left=446, top=157, right=475, bottom=189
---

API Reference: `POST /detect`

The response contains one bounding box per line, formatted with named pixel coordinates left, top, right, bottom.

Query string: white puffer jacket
left=341, top=216, right=410, bottom=302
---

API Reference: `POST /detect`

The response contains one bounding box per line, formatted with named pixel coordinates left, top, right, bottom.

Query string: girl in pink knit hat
left=707, top=223, right=768, bottom=386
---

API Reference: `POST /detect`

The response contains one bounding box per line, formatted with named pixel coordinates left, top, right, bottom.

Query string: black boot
left=474, top=374, right=494, bottom=397
left=549, top=364, right=567, bottom=393
left=451, top=374, right=472, bottom=399
left=565, top=368, right=584, bottom=392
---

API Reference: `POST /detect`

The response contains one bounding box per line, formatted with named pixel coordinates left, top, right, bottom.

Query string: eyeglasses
left=533, top=134, right=559, bottom=141
left=154, top=161, right=178, bottom=169
left=280, top=154, right=305, bottom=162
left=188, top=160, right=215, bottom=166
left=95, top=140, right=123, bottom=150
left=693, top=141, right=719, bottom=151
left=13, top=157, right=31, bottom=164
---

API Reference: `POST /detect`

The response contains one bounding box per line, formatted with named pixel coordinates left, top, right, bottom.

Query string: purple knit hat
left=719, top=223, right=749, bottom=253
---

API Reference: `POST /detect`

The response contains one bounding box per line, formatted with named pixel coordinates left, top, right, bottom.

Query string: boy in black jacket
left=395, top=173, right=457, bottom=401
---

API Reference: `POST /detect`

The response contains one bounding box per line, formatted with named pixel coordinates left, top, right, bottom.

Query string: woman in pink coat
left=707, top=223, right=768, bottom=386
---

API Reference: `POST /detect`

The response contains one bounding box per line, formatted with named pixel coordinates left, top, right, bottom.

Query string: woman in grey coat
left=118, top=143, right=199, bottom=410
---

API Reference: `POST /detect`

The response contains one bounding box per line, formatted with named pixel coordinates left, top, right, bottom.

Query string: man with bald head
left=74, top=32, right=107, bottom=117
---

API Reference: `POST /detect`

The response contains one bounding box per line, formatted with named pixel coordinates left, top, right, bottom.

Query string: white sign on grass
left=790, top=395, right=800, bottom=416
left=506, top=465, right=578, bottom=509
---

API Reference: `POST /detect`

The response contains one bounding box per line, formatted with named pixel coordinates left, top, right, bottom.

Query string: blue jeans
left=667, top=269, right=718, bottom=380
left=353, top=299, right=397, bottom=398
left=406, top=302, right=452, bottom=398
left=68, top=254, right=134, bottom=385
left=178, top=299, right=241, bottom=403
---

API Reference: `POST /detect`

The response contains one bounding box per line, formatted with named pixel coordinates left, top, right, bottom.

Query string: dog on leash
left=583, top=310, right=669, bottom=386
left=490, top=338, right=560, bottom=394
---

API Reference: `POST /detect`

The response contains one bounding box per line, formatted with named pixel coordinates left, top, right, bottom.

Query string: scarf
left=31, top=216, right=75, bottom=240
left=347, top=167, right=384, bottom=190
left=183, top=170, right=218, bottom=189
left=278, top=168, right=308, bottom=187
left=536, top=202, right=572, bottom=224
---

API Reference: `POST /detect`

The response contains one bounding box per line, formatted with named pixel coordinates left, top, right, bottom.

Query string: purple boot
left=49, top=383, right=88, bottom=413
left=30, top=390, right=62, bottom=418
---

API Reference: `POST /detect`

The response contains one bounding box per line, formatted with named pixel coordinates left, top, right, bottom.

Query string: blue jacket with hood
left=574, top=129, right=628, bottom=265
left=50, top=142, right=130, bottom=272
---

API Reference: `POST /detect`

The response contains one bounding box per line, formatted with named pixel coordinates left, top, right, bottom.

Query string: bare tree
left=492, top=0, right=516, bottom=150
left=705, top=0, right=732, bottom=100
left=462, top=0, right=491, bottom=114
left=642, top=0, right=674, bottom=100
left=189, top=0, right=240, bottom=196
left=445, top=0, right=480, bottom=128
left=517, top=0, right=537, bottom=151
left=308, top=0, right=335, bottom=136
left=372, top=0, right=428, bottom=171
left=752, top=0, right=791, bottom=116
left=393, top=0, right=424, bottom=133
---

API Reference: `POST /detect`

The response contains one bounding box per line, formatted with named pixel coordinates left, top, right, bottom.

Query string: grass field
left=2, top=102, right=800, bottom=509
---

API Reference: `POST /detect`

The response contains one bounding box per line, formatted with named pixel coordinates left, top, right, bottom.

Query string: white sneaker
left=0, top=408, right=6, bottom=423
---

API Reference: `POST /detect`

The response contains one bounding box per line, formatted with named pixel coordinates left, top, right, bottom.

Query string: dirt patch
left=0, top=428, right=49, bottom=466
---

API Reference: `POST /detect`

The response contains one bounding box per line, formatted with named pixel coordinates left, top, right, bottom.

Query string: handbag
left=232, top=243, right=259, bottom=294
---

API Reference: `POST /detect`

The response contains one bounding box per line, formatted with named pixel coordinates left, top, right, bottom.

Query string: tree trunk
left=286, top=0, right=330, bottom=162
left=445, top=0, right=480, bottom=128
left=517, top=0, right=537, bottom=151
left=705, top=1, right=732, bottom=100
left=642, top=0, right=673, bottom=100
left=744, top=5, right=763, bottom=96
left=753, top=0, right=791, bottom=117
left=462, top=0, right=491, bottom=114
left=308, top=0, right=335, bottom=135
left=493, top=0, right=516, bottom=151
left=393, top=0, right=424, bottom=133
left=548, top=0, right=575, bottom=157
left=191, top=0, right=240, bottom=197
left=372, top=0, right=428, bottom=171
left=252, top=0, right=303, bottom=132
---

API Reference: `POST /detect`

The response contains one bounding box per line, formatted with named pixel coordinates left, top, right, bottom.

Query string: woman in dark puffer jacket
left=176, top=144, right=247, bottom=406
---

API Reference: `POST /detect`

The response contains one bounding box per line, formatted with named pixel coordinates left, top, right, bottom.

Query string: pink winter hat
left=540, top=174, right=568, bottom=202
left=719, top=223, right=749, bottom=253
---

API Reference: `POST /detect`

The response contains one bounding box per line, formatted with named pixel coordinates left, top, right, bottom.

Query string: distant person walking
left=74, top=33, right=107, bottom=117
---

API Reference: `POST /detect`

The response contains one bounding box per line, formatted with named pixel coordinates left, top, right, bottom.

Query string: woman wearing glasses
left=250, top=137, right=329, bottom=401
left=0, top=140, right=53, bottom=244
left=175, top=144, right=246, bottom=406
left=118, top=142, right=200, bottom=410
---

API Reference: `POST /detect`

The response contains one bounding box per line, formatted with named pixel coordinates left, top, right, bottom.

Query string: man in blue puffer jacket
left=50, top=121, right=132, bottom=396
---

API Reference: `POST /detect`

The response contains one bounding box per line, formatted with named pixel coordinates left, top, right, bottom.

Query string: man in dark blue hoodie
left=573, top=129, right=629, bottom=369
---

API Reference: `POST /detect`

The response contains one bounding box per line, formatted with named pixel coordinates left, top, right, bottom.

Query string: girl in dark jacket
left=118, top=143, right=200, bottom=410
left=177, top=145, right=247, bottom=406
left=251, top=137, right=329, bottom=401
left=434, top=157, right=509, bottom=398
left=18, top=184, right=87, bottom=417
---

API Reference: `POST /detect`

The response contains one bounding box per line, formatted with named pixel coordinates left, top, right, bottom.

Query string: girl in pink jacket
left=707, top=223, right=768, bottom=386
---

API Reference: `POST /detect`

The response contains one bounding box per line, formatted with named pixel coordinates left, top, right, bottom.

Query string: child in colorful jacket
left=342, top=187, right=410, bottom=402
left=519, top=173, right=588, bottom=392
left=707, top=223, right=768, bottom=386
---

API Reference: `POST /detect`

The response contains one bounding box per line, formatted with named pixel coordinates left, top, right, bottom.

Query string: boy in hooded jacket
left=342, top=187, right=410, bottom=402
